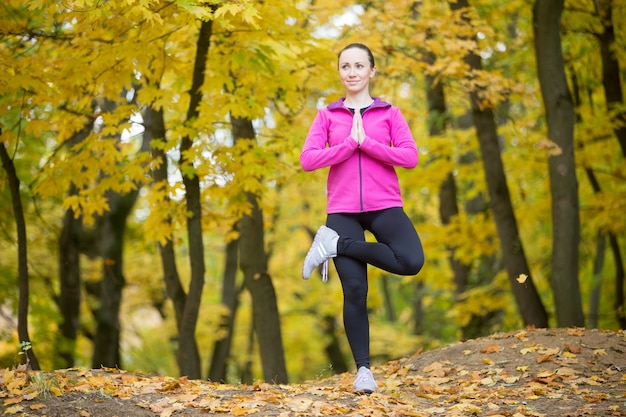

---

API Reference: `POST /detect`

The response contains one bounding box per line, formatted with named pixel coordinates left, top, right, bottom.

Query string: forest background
left=0, top=0, right=624, bottom=385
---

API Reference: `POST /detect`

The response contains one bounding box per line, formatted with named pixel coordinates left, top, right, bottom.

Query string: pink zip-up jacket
left=300, top=97, right=418, bottom=214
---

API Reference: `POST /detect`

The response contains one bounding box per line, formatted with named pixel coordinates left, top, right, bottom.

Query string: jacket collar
left=327, top=97, right=391, bottom=111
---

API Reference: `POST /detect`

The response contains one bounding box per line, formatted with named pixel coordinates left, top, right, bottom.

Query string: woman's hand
left=351, top=110, right=365, bottom=145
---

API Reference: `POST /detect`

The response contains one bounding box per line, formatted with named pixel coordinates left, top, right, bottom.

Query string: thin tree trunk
left=91, top=191, right=134, bottom=368
left=232, top=116, right=288, bottom=384
left=609, top=234, right=626, bottom=328
left=0, top=139, right=40, bottom=370
left=593, top=0, right=626, bottom=327
left=588, top=231, right=605, bottom=329
left=321, top=315, right=349, bottom=374
left=595, top=0, right=626, bottom=156
left=57, top=188, right=82, bottom=368
left=208, top=237, right=240, bottom=382
left=533, top=0, right=584, bottom=327
left=57, top=116, right=94, bottom=369
left=144, top=105, right=190, bottom=372
left=176, top=17, right=216, bottom=379
left=90, top=94, right=149, bottom=369
left=380, top=276, right=396, bottom=323
left=450, top=0, right=549, bottom=327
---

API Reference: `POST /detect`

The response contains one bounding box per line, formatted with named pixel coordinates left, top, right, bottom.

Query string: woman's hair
left=337, top=43, right=375, bottom=68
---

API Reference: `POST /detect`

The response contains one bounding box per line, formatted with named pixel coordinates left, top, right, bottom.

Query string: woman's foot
left=302, top=225, right=339, bottom=281
left=353, top=366, right=378, bottom=394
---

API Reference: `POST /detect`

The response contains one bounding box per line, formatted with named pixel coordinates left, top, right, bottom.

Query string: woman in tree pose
left=300, top=43, right=425, bottom=393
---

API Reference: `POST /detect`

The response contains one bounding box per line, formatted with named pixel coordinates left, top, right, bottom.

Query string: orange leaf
left=480, top=344, right=502, bottom=353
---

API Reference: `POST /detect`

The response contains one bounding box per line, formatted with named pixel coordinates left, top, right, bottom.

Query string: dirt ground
left=1, top=327, right=625, bottom=416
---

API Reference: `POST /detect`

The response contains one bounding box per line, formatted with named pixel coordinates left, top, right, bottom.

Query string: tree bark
left=208, top=237, right=241, bottom=382
left=533, top=0, right=584, bottom=327
left=176, top=17, right=216, bottom=379
left=57, top=187, right=82, bottom=368
left=450, top=0, right=549, bottom=327
left=425, top=53, right=472, bottom=297
left=91, top=190, right=138, bottom=368
left=595, top=0, right=626, bottom=156
left=609, top=234, right=626, bottom=328
left=232, top=115, right=288, bottom=384
left=0, top=139, right=40, bottom=370
left=593, top=0, right=626, bottom=327
left=321, top=315, right=349, bottom=374
left=57, top=115, right=94, bottom=369
left=144, top=105, right=190, bottom=373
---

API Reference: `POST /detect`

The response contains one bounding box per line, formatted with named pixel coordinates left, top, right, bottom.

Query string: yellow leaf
left=593, top=348, right=607, bottom=356
left=516, top=274, right=528, bottom=284
left=3, top=405, right=24, bottom=415
left=50, top=385, right=63, bottom=397
left=482, top=357, right=495, bottom=365
left=555, top=367, right=577, bottom=377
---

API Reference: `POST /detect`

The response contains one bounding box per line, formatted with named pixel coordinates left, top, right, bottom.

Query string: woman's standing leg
left=326, top=213, right=371, bottom=370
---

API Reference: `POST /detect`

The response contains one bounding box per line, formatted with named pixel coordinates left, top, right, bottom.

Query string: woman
left=300, top=43, right=425, bottom=393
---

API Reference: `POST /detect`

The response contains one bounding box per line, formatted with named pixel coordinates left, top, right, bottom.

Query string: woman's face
left=338, top=47, right=376, bottom=95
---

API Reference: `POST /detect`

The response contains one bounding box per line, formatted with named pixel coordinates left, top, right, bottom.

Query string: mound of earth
left=1, top=328, right=624, bottom=416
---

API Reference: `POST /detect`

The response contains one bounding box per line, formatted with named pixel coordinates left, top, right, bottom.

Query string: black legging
left=327, top=207, right=424, bottom=370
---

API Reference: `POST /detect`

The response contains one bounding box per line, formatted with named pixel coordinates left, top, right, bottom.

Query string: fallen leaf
left=567, top=328, right=585, bottom=337
left=593, top=349, right=607, bottom=356
left=481, top=345, right=502, bottom=354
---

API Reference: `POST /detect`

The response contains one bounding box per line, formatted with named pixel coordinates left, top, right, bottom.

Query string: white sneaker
left=353, top=366, right=378, bottom=394
left=302, top=225, right=339, bottom=282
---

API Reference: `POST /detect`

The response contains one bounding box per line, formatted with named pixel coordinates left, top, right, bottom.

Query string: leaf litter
left=1, top=328, right=624, bottom=416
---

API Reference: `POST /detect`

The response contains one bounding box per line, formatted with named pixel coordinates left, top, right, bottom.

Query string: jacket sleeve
left=359, top=107, right=418, bottom=169
left=300, top=109, right=359, bottom=171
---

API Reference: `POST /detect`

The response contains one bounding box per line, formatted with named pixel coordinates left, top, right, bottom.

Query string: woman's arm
left=300, top=110, right=359, bottom=171
left=359, top=107, right=418, bottom=169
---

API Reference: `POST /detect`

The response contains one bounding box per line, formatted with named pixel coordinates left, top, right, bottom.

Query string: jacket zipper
left=358, top=148, right=363, bottom=212
left=358, top=107, right=367, bottom=212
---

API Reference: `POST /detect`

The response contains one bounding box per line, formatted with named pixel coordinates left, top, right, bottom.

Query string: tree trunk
left=232, top=115, right=288, bottom=384
left=321, top=315, right=349, bottom=374
left=594, top=0, right=626, bottom=327
left=595, top=0, right=626, bottom=156
left=144, top=105, right=190, bottom=373
left=57, top=187, right=82, bottom=368
left=450, top=0, right=549, bottom=327
left=533, top=0, right=584, bottom=327
left=57, top=116, right=94, bottom=369
left=380, top=276, right=396, bottom=323
left=208, top=237, right=241, bottom=382
left=176, top=17, right=216, bottom=379
left=609, top=234, right=626, bottom=328
left=425, top=54, right=473, bottom=297
left=0, top=139, right=40, bottom=370
left=91, top=191, right=133, bottom=368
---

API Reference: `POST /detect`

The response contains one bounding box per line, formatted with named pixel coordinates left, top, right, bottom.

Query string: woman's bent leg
left=338, top=208, right=424, bottom=275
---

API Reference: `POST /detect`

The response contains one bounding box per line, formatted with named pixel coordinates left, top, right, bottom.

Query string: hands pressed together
left=350, top=110, right=366, bottom=145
